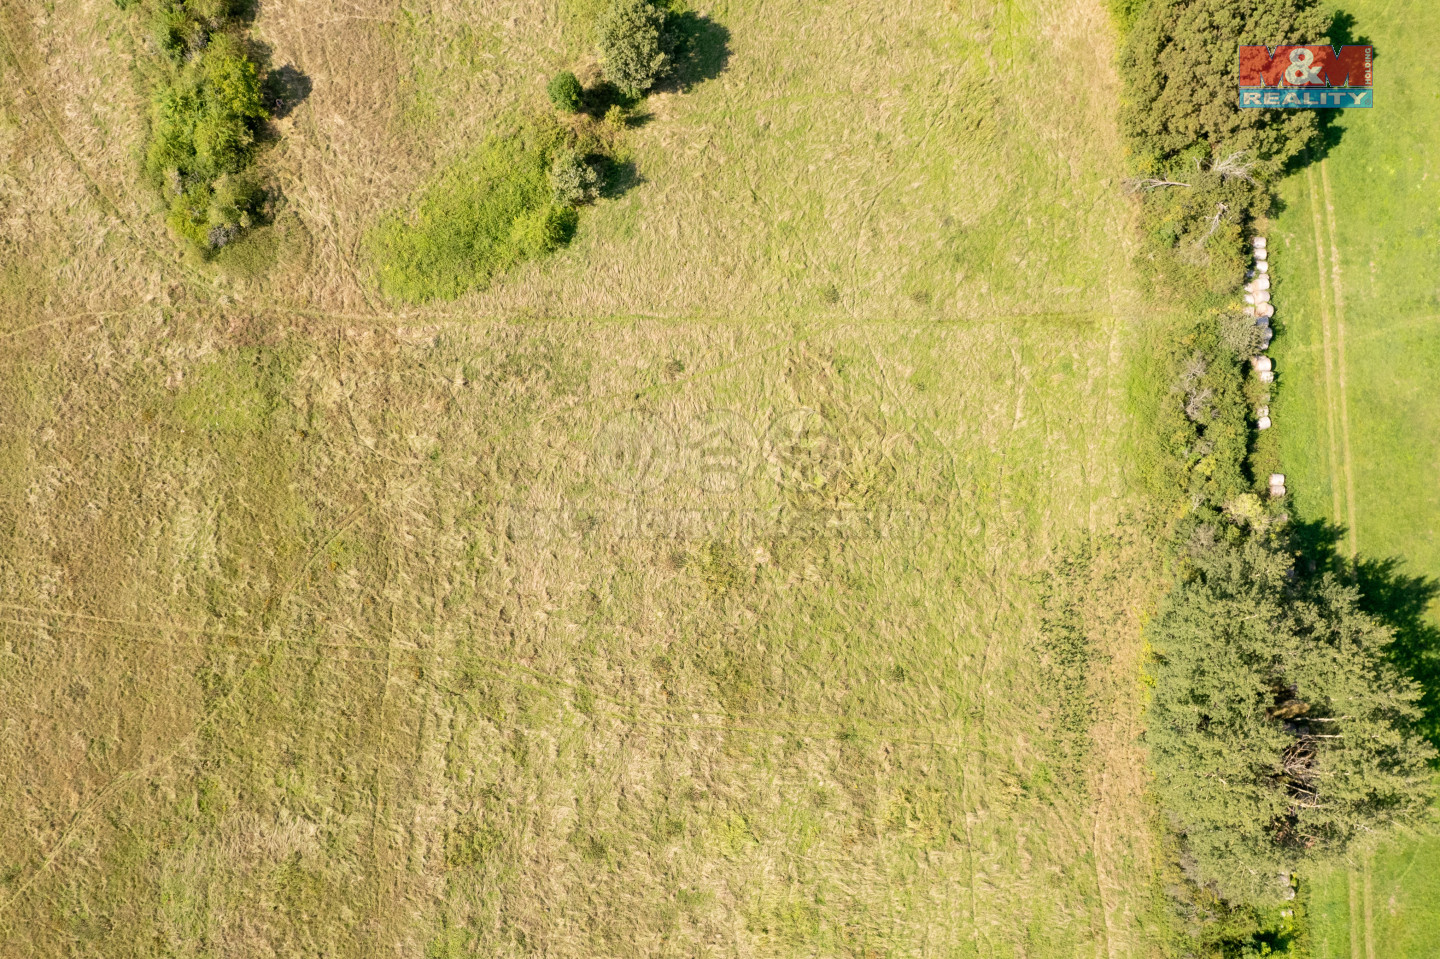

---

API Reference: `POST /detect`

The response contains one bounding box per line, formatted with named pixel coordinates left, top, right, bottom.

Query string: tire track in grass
left=1348, top=866, right=1363, bottom=959
left=1362, top=851, right=1376, bottom=959
left=1305, top=164, right=1346, bottom=540
left=1319, top=159, right=1359, bottom=557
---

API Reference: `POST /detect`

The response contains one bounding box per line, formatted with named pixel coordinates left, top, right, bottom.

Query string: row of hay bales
left=1242, top=237, right=1285, bottom=498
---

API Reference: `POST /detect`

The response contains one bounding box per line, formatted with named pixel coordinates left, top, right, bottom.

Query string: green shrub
left=547, top=70, right=583, bottom=112
left=367, top=121, right=579, bottom=303
left=144, top=36, right=267, bottom=251
left=509, top=204, right=577, bottom=257
left=547, top=148, right=598, bottom=206
left=596, top=0, right=671, bottom=97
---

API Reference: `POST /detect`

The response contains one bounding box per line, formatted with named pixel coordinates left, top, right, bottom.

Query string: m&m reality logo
left=1238, top=45, right=1373, bottom=109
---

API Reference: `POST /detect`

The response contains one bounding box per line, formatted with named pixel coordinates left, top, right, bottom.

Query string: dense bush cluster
left=119, top=0, right=271, bottom=253
left=1117, top=0, right=1329, bottom=295
left=1132, top=318, right=1435, bottom=959
left=370, top=0, right=712, bottom=302
left=1150, top=531, right=1435, bottom=905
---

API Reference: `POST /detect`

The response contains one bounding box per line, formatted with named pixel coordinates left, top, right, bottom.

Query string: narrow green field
left=1268, top=0, right=1440, bottom=949
left=1270, top=0, right=1440, bottom=572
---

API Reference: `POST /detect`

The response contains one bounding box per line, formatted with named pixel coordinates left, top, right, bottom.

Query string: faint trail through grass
left=1305, top=163, right=1348, bottom=545
left=1319, top=159, right=1358, bottom=555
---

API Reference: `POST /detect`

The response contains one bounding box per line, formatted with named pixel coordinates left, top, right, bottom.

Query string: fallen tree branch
left=1212, top=150, right=1257, bottom=184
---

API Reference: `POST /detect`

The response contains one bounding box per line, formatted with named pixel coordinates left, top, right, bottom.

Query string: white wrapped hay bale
left=1255, top=290, right=1271, bottom=304
left=1269, top=473, right=1286, bottom=487
left=1260, top=370, right=1275, bottom=383
left=1253, top=356, right=1273, bottom=372
left=1258, top=416, right=1272, bottom=429
left=1257, top=302, right=1274, bottom=318
left=1253, top=236, right=1267, bottom=250
left=1271, top=484, right=1287, bottom=498
left=1256, top=261, right=1270, bottom=274
left=1255, top=274, right=1271, bottom=290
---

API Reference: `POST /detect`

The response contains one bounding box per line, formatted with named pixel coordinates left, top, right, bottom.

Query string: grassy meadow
left=0, top=0, right=1177, bottom=955
left=1266, top=0, right=1440, bottom=950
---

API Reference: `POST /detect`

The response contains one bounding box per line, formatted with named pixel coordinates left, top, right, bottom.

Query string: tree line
left=1112, top=0, right=1436, bottom=953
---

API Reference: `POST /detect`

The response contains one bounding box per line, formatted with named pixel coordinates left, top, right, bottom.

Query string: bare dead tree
left=1194, top=202, right=1229, bottom=247
left=1123, top=177, right=1193, bottom=194
left=1212, top=150, right=1257, bottom=184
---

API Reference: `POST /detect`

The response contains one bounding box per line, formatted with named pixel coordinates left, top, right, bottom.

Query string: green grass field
left=0, top=0, right=1178, bottom=956
left=1305, top=804, right=1440, bottom=959
left=1267, top=0, right=1440, bottom=950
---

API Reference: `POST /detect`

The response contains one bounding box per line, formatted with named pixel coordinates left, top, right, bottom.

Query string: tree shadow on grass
left=1289, top=11, right=1377, bottom=168
left=1289, top=518, right=1440, bottom=752
left=593, top=155, right=643, bottom=200
left=660, top=11, right=731, bottom=93
left=264, top=64, right=313, bottom=120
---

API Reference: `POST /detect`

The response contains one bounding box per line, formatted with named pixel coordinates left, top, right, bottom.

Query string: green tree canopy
left=1148, top=532, right=1436, bottom=904
left=1118, top=0, right=1330, bottom=179
left=596, top=0, right=671, bottom=97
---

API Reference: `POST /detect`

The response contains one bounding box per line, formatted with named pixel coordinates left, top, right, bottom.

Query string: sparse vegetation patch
left=367, top=120, right=588, bottom=302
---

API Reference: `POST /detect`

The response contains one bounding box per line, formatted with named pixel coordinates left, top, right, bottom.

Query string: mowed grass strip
left=0, top=311, right=1158, bottom=957
left=1271, top=0, right=1440, bottom=572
